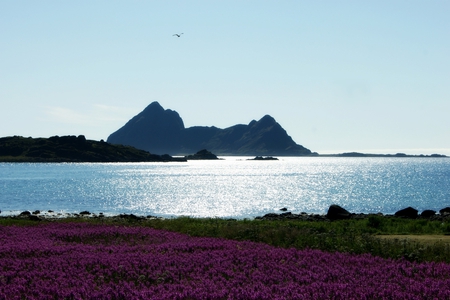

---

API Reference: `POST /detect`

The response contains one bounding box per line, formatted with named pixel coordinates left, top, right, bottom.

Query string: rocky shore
left=255, top=205, right=450, bottom=222
left=0, top=210, right=163, bottom=222
left=2, top=205, right=450, bottom=222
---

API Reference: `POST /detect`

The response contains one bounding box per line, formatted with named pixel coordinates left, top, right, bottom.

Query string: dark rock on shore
left=119, top=213, right=145, bottom=220
left=420, top=210, right=436, bottom=218
left=395, top=207, right=418, bottom=219
left=326, top=204, right=351, bottom=220
left=255, top=212, right=329, bottom=221
left=28, top=215, right=41, bottom=221
left=439, top=207, right=450, bottom=215
left=255, top=205, right=450, bottom=221
left=13, top=211, right=41, bottom=221
left=1, top=211, right=164, bottom=221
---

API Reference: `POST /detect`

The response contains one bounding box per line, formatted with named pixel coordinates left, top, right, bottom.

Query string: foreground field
left=3, top=215, right=450, bottom=263
left=1, top=222, right=450, bottom=299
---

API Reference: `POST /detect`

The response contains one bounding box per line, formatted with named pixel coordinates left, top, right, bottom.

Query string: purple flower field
left=1, top=223, right=450, bottom=299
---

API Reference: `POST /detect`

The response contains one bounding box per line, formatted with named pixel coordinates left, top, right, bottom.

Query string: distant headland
left=0, top=135, right=186, bottom=162
left=328, top=152, right=446, bottom=158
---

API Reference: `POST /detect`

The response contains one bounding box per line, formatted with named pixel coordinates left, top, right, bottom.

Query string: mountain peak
left=144, top=101, right=164, bottom=113
left=108, top=103, right=312, bottom=156
left=256, top=115, right=276, bottom=126
left=260, top=114, right=275, bottom=122
left=107, top=102, right=185, bottom=154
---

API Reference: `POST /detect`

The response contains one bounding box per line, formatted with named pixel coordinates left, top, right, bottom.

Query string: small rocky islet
left=247, top=156, right=279, bottom=160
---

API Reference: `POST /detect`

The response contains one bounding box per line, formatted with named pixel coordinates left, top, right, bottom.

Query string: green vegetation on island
left=0, top=135, right=186, bottom=162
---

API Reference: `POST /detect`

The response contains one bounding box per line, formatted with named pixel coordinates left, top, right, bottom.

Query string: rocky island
left=107, top=102, right=313, bottom=156
left=248, top=156, right=279, bottom=161
left=184, top=149, right=219, bottom=160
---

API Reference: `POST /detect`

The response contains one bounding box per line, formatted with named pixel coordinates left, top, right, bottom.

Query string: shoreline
left=3, top=205, right=450, bottom=222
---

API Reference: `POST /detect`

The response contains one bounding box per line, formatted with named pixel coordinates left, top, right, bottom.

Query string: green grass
left=2, top=215, right=450, bottom=263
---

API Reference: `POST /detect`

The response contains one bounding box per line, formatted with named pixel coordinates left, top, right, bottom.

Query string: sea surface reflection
left=1, top=157, right=449, bottom=218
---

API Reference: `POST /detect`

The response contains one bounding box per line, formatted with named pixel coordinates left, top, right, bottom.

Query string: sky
left=1, top=1, right=449, bottom=155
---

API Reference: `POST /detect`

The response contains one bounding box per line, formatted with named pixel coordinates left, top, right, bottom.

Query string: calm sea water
left=1, top=157, right=449, bottom=218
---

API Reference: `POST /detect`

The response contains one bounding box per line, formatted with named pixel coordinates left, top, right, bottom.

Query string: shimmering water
left=1, top=157, right=449, bottom=218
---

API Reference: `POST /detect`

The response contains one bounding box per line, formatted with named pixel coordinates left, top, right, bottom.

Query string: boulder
left=28, top=215, right=41, bottom=221
left=394, top=207, right=418, bottom=219
left=119, top=213, right=144, bottom=220
left=326, top=205, right=351, bottom=220
left=420, top=210, right=436, bottom=218
left=260, top=213, right=280, bottom=220
left=439, top=207, right=450, bottom=215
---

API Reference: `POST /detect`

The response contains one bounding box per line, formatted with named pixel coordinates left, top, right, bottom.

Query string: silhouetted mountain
left=107, top=102, right=312, bottom=156
left=0, top=135, right=186, bottom=162
left=107, top=102, right=185, bottom=155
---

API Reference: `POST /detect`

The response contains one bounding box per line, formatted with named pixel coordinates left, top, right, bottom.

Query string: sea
left=1, top=157, right=449, bottom=219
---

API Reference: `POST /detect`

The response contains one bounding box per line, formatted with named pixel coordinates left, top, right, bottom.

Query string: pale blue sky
left=1, top=1, right=449, bottom=155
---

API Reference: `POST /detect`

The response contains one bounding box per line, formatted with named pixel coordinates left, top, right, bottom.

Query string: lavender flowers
left=1, top=223, right=449, bottom=299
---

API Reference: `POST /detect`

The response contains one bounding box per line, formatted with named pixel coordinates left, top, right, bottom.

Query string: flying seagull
left=173, top=33, right=184, bottom=37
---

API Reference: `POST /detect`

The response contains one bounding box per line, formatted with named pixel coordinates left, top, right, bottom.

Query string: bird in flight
left=173, top=33, right=184, bottom=37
